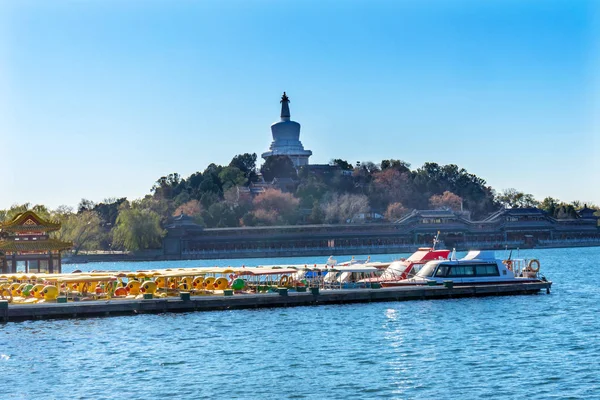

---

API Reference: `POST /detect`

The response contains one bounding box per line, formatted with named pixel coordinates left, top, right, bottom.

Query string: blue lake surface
left=2, top=247, right=599, bottom=399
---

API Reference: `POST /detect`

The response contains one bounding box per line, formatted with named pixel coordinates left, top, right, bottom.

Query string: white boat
left=322, top=265, right=382, bottom=289
left=394, top=250, right=547, bottom=286
left=326, top=255, right=370, bottom=267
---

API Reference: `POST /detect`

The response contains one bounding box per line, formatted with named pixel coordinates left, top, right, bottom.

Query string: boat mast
left=433, top=231, right=440, bottom=250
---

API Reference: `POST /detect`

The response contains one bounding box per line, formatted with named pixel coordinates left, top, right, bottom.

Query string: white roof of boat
left=460, top=250, right=496, bottom=261
left=328, top=266, right=379, bottom=273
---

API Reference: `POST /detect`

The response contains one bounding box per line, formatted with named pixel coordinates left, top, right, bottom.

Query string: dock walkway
left=1, top=282, right=551, bottom=323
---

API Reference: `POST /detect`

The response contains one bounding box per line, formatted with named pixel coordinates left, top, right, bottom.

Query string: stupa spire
left=280, top=92, right=290, bottom=121
left=262, top=91, right=312, bottom=167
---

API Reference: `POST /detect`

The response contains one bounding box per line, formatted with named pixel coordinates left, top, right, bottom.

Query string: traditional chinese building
left=0, top=211, right=72, bottom=274
left=163, top=207, right=600, bottom=259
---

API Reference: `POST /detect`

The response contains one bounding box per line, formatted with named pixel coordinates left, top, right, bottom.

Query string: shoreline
left=62, top=242, right=600, bottom=264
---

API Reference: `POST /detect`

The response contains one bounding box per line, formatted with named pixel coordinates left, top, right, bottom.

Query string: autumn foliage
left=429, top=191, right=463, bottom=211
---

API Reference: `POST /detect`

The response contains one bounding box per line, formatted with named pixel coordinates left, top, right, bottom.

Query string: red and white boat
left=361, top=247, right=450, bottom=286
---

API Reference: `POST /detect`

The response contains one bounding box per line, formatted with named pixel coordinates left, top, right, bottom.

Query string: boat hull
left=382, top=279, right=543, bottom=287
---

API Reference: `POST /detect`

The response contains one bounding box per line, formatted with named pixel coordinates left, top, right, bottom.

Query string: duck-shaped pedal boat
left=137, top=281, right=159, bottom=299
left=39, top=285, right=59, bottom=302
left=125, top=280, right=141, bottom=298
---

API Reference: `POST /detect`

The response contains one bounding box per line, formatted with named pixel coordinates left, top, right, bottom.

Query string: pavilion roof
left=0, top=211, right=62, bottom=232
left=0, top=238, right=72, bottom=252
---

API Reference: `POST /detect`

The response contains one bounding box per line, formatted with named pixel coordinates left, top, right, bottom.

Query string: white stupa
left=261, top=92, right=312, bottom=167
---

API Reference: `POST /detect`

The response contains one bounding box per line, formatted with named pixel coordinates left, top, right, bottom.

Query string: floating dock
left=0, top=282, right=551, bottom=323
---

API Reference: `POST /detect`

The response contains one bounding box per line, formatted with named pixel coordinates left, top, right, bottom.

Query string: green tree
left=152, top=173, right=184, bottom=200
left=202, top=202, right=239, bottom=227
left=56, top=210, right=105, bottom=255
left=218, top=166, right=247, bottom=191
left=380, top=159, right=411, bottom=174
left=229, top=153, right=258, bottom=183
left=539, top=197, right=560, bottom=215
left=555, top=204, right=578, bottom=219
left=111, top=208, right=165, bottom=251
left=307, top=200, right=325, bottom=224
left=497, top=188, right=538, bottom=208
left=295, top=177, right=328, bottom=208
left=78, top=199, right=95, bottom=213
left=261, top=155, right=297, bottom=181
left=330, top=159, right=353, bottom=170
left=92, top=198, right=127, bottom=226
left=132, top=196, right=172, bottom=223
left=1, top=203, right=51, bottom=221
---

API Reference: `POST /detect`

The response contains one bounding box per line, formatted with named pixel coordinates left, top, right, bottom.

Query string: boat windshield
left=407, top=251, right=429, bottom=262
left=381, top=262, right=408, bottom=278
left=416, top=262, right=438, bottom=278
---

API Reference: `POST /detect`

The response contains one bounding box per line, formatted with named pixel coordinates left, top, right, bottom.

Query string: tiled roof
left=0, top=211, right=61, bottom=232
left=0, top=238, right=72, bottom=252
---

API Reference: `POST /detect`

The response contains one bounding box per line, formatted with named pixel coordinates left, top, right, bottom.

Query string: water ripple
left=2, top=248, right=600, bottom=398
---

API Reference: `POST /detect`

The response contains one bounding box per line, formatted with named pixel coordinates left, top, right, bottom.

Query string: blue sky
left=1, top=0, right=598, bottom=210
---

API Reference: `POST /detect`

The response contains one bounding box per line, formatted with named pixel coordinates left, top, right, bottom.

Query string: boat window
left=416, top=262, right=438, bottom=277
left=435, top=265, right=450, bottom=277
left=448, top=266, right=475, bottom=277
left=475, top=265, right=499, bottom=276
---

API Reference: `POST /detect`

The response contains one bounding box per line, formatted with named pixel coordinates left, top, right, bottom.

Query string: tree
left=202, top=202, right=240, bottom=227
left=555, top=204, right=578, bottom=219
left=0, top=203, right=52, bottom=222
left=497, top=188, right=538, bottom=208
left=173, top=200, right=202, bottom=217
left=229, top=153, right=258, bottom=183
left=307, top=201, right=325, bottom=224
left=200, top=191, right=220, bottom=209
left=369, top=168, right=413, bottom=210
left=260, top=155, right=297, bottom=181
left=295, top=177, right=328, bottom=208
left=357, top=161, right=380, bottom=175
left=241, top=209, right=279, bottom=226
left=132, top=196, right=172, bottom=223
left=330, top=159, right=353, bottom=170
left=223, top=187, right=252, bottom=210
left=111, top=208, right=165, bottom=251
left=56, top=210, right=105, bottom=255
left=93, top=198, right=127, bottom=226
left=380, top=159, right=411, bottom=174
left=411, top=163, right=497, bottom=218
left=429, top=191, right=463, bottom=211
left=152, top=173, right=184, bottom=200
left=322, top=193, right=370, bottom=223
left=252, top=188, right=300, bottom=224
left=385, top=202, right=408, bottom=221
left=218, top=166, right=246, bottom=191
left=78, top=199, right=95, bottom=213
left=539, top=197, right=560, bottom=215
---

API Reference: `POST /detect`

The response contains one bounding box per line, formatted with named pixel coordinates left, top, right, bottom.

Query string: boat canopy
left=235, top=267, right=298, bottom=276
left=327, top=266, right=379, bottom=273
left=461, top=250, right=496, bottom=261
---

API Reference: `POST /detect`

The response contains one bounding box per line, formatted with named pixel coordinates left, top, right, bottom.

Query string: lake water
left=2, top=247, right=599, bottom=399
